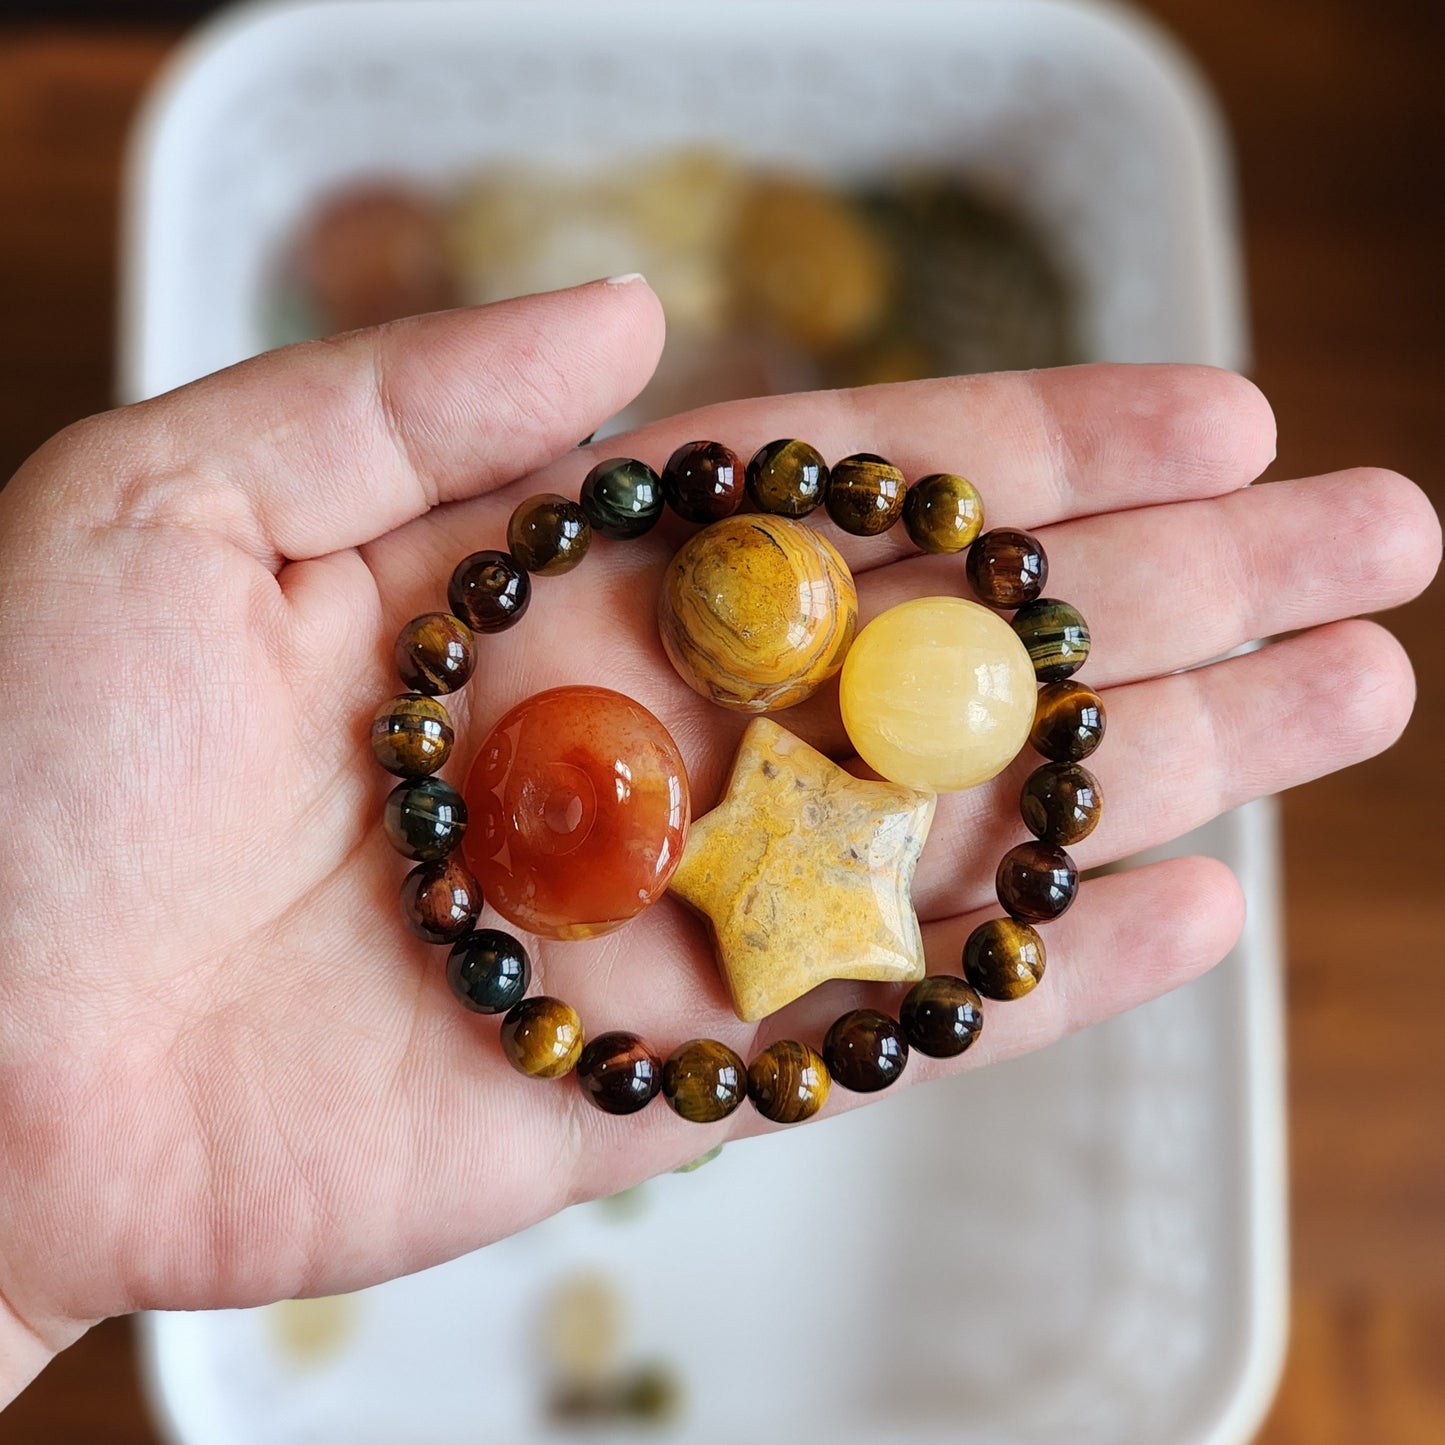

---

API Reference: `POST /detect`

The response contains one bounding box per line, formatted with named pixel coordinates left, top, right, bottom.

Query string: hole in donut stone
left=519, top=763, right=597, bottom=856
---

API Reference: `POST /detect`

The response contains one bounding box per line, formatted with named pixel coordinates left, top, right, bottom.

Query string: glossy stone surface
left=507, top=492, right=592, bottom=576
left=462, top=686, right=690, bottom=940
left=393, top=612, right=475, bottom=696
left=839, top=596, right=1036, bottom=792
left=370, top=693, right=453, bottom=778
left=501, top=996, right=584, bottom=1079
left=661, top=440, right=743, bottom=524
left=658, top=515, right=856, bottom=712
left=996, top=840, right=1079, bottom=923
left=824, top=452, right=906, bottom=536
left=899, top=975, right=984, bottom=1058
left=745, top=438, right=829, bottom=517
left=576, top=1031, right=662, bottom=1115
left=1021, top=761, right=1103, bottom=846
left=383, top=776, right=467, bottom=861
left=1030, top=679, right=1106, bottom=761
left=670, top=717, right=935, bottom=1022
left=1012, top=598, right=1091, bottom=682
left=966, top=528, right=1048, bottom=608
left=661, top=1039, right=748, bottom=1123
left=579, top=457, right=663, bottom=539
left=902, top=472, right=985, bottom=554
left=400, top=856, right=481, bottom=944
left=747, top=1040, right=831, bottom=1124
left=822, top=1008, right=909, bottom=1093
left=446, top=928, right=530, bottom=1014
left=962, top=918, right=1046, bottom=1000
left=447, top=550, right=531, bottom=634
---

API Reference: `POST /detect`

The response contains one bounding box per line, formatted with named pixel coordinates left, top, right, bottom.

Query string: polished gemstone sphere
left=447, top=549, right=531, bottom=634
left=658, top=515, right=857, bottom=712
left=446, top=928, right=530, bottom=1014
left=383, top=776, right=467, bottom=861
left=745, top=438, right=829, bottom=517
left=370, top=693, right=453, bottom=778
left=747, top=1040, right=831, bottom=1124
left=962, top=918, right=1046, bottom=1000
left=661, top=1039, right=748, bottom=1123
left=825, top=452, right=906, bottom=536
left=507, top=492, right=591, bottom=576
left=462, top=686, right=690, bottom=939
left=579, top=457, right=663, bottom=539
left=1030, top=680, right=1106, bottom=761
left=399, top=856, right=481, bottom=944
left=1012, top=598, right=1091, bottom=682
left=995, top=840, right=1079, bottom=923
left=661, top=440, right=743, bottom=524
left=1020, top=760, right=1102, bottom=846
left=899, top=975, right=984, bottom=1057
left=393, top=612, right=475, bottom=696
left=966, top=528, right=1048, bottom=608
left=501, top=996, right=584, bottom=1078
left=822, top=1008, right=909, bottom=1092
left=576, top=1031, right=662, bottom=1115
left=839, top=596, right=1036, bottom=791
left=902, top=472, right=984, bottom=554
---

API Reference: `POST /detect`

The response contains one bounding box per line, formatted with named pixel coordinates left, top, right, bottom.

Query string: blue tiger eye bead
left=446, top=928, right=531, bottom=1014
left=383, top=777, right=467, bottom=861
left=580, top=458, right=664, bottom=539
left=1011, top=597, right=1091, bottom=682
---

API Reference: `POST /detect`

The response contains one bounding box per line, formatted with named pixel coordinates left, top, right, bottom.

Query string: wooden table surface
left=1, top=5, right=1441, bottom=1440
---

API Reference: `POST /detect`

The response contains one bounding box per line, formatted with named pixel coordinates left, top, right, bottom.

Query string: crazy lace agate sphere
left=658, top=515, right=857, bottom=712
left=461, top=686, right=690, bottom=940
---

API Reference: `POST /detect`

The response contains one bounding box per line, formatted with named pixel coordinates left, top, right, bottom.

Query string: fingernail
left=603, top=272, right=647, bottom=286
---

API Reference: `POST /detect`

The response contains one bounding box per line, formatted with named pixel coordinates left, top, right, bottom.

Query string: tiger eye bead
left=446, top=928, right=530, bottom=1014
left=507, top=492, right=592, bottom=576
left=966, top=528, right=1048, bottom=608
left=745, top=438, right=829, bottom=517
left=393, top=612, right=475, bottom=696
left=1012, top=598, right=1091, bottom=682
left=501, top=996, right=584, bottom=1079
left=901, top=472, right=984, bottom=554
left=825, top=452, right=906, bottom=536
left=400, top=856, right=482, bottom=944
left=576, top=1031, right=662, bottom=1115
left=822, top=1008, right=909, bottom=1093
left=447, top=550, right=531, bottom=634
left=579, top=457, right=663, bottom=539
left=661, top=440, right=743, bottom=524
left=962, top=918, right=1047, bottom=1000
left=1030, top=680, right=1106, bottom=761
left=996, top=840, right=1079, bottom=923
left=747, top=1040, right=830, bottom=1124
left=899, top=975, right=984, bottom=1058
left=383, top=776, right=467, bottom=861
left=661, top=1039, right=748, bottom=1123
left=1021, top=761, right=1103, bottom=847
left=370, top=693, right=453, bottom=777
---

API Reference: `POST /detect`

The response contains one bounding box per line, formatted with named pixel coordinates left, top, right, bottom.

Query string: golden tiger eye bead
left=996, top=840, right=1079, bottom=923
left=901, top=472, right=984, bottom=554
left=825, top=452, right=906, bottom=536
left=370, top=693, right=453, bottom=777
left=899, top=975, right=984, bottom=1058
left=962, top=918, right=1046, bottom=1000
left=394, top=612, right=475, bottom=696
left=576, top=1031, right=662, bottom=1115
left=399, top=856, right=481, bottom=944
left=747, top=1040, right=830, bottom=1124
left=1021, top=761, right=1103, bottom=846
left=507, top=492, right=592, bottom=576
left=661, top=440, right=744, bottom=524
left=447, top=549, right=531, bottom=634
left=745, top=438, right=829, bottom=517
left=658, top=515, right=857, bottom=711
left=661, top=1039, right=748, bottom=1123
left=966, top=528, right=1048, bottom=609
left=501, top=996, right=585, bottom=1079
left=1030, top=680, right=1106, bottom=761
left=822, top=1008, right=909, bottom=1093
left=1011, top=598, right=1091, bottom=682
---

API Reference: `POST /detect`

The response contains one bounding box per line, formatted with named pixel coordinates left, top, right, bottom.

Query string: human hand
left=0, top=278, right=1437, bottom=1398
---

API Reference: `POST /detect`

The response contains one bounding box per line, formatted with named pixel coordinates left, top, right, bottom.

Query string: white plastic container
left=123, top=3, right=1286, bottom=1442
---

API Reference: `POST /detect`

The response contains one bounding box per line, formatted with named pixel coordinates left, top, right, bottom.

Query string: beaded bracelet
left=369, top=438, right=1103, bottom=1125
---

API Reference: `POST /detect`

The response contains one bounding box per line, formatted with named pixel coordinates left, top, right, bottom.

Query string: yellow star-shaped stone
left=669, top=717, right=937, bottom=1022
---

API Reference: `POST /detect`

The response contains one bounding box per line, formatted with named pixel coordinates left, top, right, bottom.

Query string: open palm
left=0, top=280, right=1437, bottom=1380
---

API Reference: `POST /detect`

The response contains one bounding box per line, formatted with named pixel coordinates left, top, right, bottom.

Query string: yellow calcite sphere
left=840, top=596, right=1036, bottom=791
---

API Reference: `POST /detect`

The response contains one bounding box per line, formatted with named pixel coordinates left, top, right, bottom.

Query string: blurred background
left=1, top=1, right=1441, bottom=1442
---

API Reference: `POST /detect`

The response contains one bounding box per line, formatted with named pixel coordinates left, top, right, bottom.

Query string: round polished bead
left=745, top=438, right=829, bottom=517
left=658, top=514, right=857, bottom=711
left=902, top=472, right=984, bottom=554
left=1030, top=680, right=1107, bottom=761
left=576, top=1031, right=663, bottom=1115
left=661, top=440, right=743, bottom=524
left=966, top=528, right=1048, bottom=608
left=393, top=612, right=475, bottom=696
left=822, top=1008, right=909, bottom=1093
left=996, top=840, right=1079, bottom=923
left=446, top=928, right=530, bottom=1014
left=899, top=975, right=984, bottom=1058
left=579, top=457, right=663, bottom=539
left=447, top=550, right=531, bottom=634
left=383, top=776, right=467, bottom=861
left=1012, top=598, right=1091, bottom=682
left=839, top=596, right=1036, bottom=791
left=507, top=492, right=592, bottom=576
left=661, top=1039, right=748, bottom=1123
left=370, top=693, right=453, bottom=777
left=1021, top=761, right=1103, bottom=846
left=400, top=856, right=481, bottom=944
left=462, top=686, right=690, bottom=939
left=500, top=996, right=584, bottom=1079
left=747, top=1040, right=830, bottom=1124
left=824, top=452, right=906, bottom=536
left=962, top=918, right=1047, bottom=1000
